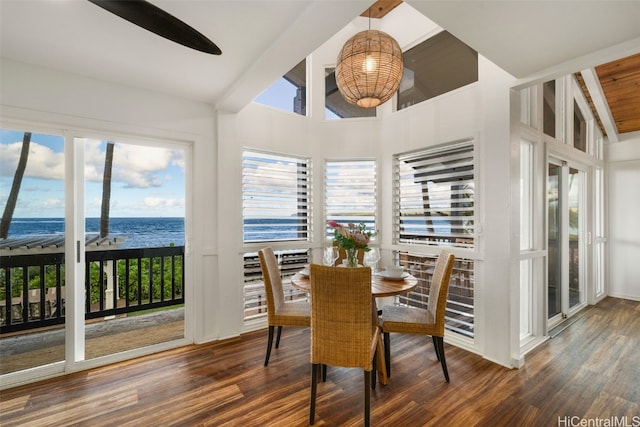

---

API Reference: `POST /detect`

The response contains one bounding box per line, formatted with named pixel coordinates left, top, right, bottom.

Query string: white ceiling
left=2, top=0, right=640, bottom=114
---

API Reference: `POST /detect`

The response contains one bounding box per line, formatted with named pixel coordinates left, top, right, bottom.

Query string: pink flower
left=353, top=233, right=370, bottom=246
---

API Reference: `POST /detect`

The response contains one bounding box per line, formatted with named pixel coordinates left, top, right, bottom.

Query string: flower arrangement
left=327, top=221, right=376, bottom=267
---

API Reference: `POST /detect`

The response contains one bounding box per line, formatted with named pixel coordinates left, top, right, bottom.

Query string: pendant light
left=335, top=10, right=403, bottom=108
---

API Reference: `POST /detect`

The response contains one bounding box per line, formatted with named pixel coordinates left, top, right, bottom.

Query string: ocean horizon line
left=10, top=217, right=185, bottom=220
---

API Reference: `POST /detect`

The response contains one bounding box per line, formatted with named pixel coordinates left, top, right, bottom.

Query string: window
left=519, top=140, right=534, bottom=340
left=394, top=141, right=475, bottom=248
left=573, top=100, right=587, bottom=152
left=254, top=59, right=307, bottom=116
left=543, top=80, right=556, bottom=138
left=520, top=141, right=534, bottom=250
left=397, top=31, right=478, bottom=111
left=594, top=167, right=605, bottom=297
left=242, top=150, right=311, bottom=243
left=325, top=68, right=375, bottom=120
left=241, top=150, right=311, bottom=325
left=520, top=86, right=538, bottom=129
left=324, top=160, right=377, bottom=238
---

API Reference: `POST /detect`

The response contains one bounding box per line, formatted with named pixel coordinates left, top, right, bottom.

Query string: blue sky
left=254, top=75, right=340, bottom=119
left=0, top=129, right=185, bottom=218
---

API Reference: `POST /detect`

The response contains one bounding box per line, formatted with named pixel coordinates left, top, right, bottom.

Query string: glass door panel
left=82, top=138, right=186, bottom=361
left=547, top=163, right=562, bottom=320
left=0, top=129, right=66, bottom=374
left=568, top=167, right=582, bottom=309
left=547, top=160, right=585, bottom=327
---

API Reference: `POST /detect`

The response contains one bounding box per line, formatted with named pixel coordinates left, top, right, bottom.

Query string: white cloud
left=84, top=140, right=184, bottom=188
left=143, top=197, right=184, bottom=209
left=0, top=141, right=65, bottom=180
left=2, top=139, right=184, bottom=190
left=43, top=198, right=64, bottom=209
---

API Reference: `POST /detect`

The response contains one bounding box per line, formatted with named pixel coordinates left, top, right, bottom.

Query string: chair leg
left=322, top=364, right=327, bottom=382
left=310, top=364, right=319, bottom=425
left=434, top=336, right=450, bottom=382
left=364, top=370, right=371, bottom=427
left=371, top=354, right=377, bottom=390
left=383, top=332, right=391, bottom=378
left=275, top=325, right=283, bottom=348
left=264, top=325, right=275, bottom=366
left=432, top=335, right=441, bottom=361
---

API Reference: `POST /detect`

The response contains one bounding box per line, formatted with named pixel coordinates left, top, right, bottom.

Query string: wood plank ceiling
left=595, top=52, right=640, bottom=135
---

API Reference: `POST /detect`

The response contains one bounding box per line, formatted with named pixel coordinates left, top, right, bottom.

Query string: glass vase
left=345, top=247, right=358, bottom=267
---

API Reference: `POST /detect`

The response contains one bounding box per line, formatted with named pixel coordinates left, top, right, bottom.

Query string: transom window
left=254, top=59, right=307, bottom=116
left=397, top=31, right=478, bottom=111
left=325, top=68, right=376, bottom=120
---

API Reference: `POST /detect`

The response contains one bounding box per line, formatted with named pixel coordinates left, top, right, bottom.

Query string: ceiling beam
left=581, top=68, right=619, bottom=143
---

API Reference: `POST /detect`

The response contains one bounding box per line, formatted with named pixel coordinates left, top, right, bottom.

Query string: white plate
left=379, top=271, right=409, bottom=281
left=300, top=269, right=310, bottom=277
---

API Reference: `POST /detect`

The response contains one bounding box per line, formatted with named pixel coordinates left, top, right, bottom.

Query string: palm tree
left=0, top=132, right=31, bottom=239
left=100, top=142, right=114, bottom=238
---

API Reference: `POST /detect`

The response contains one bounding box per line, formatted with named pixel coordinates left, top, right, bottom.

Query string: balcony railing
left=397, top=251, right=475, bottom=338
left=1, top=246, right=184, bottom=334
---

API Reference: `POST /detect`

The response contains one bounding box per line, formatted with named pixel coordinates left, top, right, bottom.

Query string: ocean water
left=7, top=218, right=185, bottom=249
left=6, top=218, right=301, bottom=249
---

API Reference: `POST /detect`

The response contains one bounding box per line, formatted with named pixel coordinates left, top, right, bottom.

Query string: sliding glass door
left=1, top=127, right=188, bottom=379
left=547, top=159, right=586, bottom=327
left=81, top=137, right=186, bottom=361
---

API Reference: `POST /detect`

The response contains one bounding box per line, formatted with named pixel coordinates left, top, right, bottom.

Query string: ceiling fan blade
left=88, top=0, right=221, bottom=55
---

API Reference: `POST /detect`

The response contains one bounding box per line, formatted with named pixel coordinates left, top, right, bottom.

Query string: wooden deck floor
left=0, top=308, right=184, bottom=375
left=0, top=297, right=638, bottom=426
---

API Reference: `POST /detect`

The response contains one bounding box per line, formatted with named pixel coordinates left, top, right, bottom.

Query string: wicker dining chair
left=309, top=264, right=381, bottom=427
left=381, top=250, right=455, bottom=382
left=258, top=247, right=310, bottom=366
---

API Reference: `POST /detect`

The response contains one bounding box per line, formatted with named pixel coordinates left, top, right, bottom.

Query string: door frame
left=546, top=155, right=588, bottom=330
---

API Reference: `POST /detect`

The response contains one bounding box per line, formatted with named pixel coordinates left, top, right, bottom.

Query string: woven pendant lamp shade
left=335, top=29, right=404, bottom=108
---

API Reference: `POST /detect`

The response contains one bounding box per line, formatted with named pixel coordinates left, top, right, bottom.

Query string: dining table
left=290, top=269, right=418, bottom=385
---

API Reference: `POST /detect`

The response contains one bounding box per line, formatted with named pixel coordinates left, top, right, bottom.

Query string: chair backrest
left=310, top=264, right=373, bottom=370
left=427, top=251, right=456, bottom=334
left=258, top=247, right=285, bottom=319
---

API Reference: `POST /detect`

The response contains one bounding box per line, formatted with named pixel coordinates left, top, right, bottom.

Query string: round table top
left=290, top=271, right=417, bottom=298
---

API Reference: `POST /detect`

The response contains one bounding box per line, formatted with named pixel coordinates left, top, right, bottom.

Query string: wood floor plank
left=0, top=297, right=638, bottom=426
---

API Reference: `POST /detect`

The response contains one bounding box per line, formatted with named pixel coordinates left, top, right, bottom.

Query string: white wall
left=219, top=41, right=518, bottom=367
left=606, top=134, right=640, bottom=301
left=0, top=59, right=219, bottom=344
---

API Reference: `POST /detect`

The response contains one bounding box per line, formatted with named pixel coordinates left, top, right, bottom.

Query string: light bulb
left=363, top=55, right=378, bottom=73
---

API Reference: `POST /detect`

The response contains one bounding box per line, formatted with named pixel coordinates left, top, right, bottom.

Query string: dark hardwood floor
left=1, top=297, right=638, bottom=426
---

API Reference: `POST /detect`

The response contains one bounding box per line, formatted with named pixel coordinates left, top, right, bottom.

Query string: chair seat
left=271, top=301, right=310, bottom=326
left=381, top=305, right=438, bottom=335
